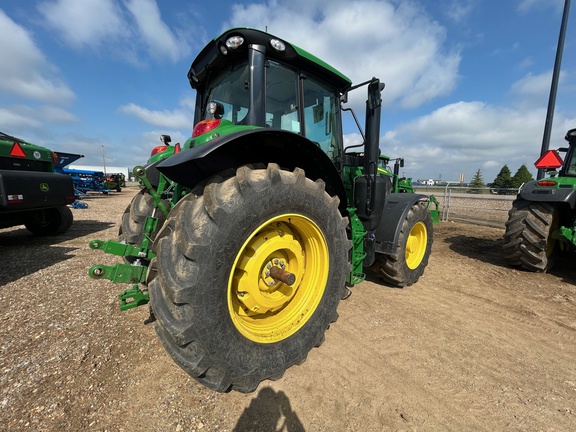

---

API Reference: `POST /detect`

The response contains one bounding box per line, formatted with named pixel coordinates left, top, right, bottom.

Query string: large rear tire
left=148, top=164, right=350, bottom=393
left=371, top=202, right=433, bottom=287
left=25, top=206, right=73, bottom=236
left=503, top=199, right=557, bottom=272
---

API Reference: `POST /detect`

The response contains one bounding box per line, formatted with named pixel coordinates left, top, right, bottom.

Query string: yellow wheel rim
left=405, top=221, right=427, bottom=270
left=228, top=214, right=329, bottom=343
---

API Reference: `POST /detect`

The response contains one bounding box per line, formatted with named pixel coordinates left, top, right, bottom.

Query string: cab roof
left=188, top=28, right=352, bottom=94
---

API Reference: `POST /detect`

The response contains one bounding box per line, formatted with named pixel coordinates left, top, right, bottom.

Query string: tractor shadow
left=443, top=234, right=576, bottom=284
left=443, top=235, right=509, bottom=268
left=233, top=387, right=305, bottom=432
left=0, top=219, right=114, bottom=286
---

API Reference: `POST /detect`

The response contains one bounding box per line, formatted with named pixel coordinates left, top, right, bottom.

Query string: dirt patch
left=1, top=190, right=575, bottom=431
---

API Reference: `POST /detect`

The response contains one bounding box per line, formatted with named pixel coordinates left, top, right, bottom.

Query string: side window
left=204, top=61, right=249, bottom=123
left=566, top=151, right=576, bottom=176
left=302, top=78, right=341, bottom=160
left=266, top=61, right=300, bottom=133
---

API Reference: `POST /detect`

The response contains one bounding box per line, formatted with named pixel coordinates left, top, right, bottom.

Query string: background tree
left=491, top=165, right=512, bottom=191
left=468, top=169, right=485, bottom=194
left=510, top=164, right=534, bottom=189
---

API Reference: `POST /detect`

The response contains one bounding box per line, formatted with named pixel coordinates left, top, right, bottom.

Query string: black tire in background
left=371, top=202, right=433, bottom=287
left=25, top=206, right=73, bottom=236
left=503, top=199, right=557, bottom=272
left=118, top=188, right=169, bottom=246
left=148, top=164, right=350, bottom=393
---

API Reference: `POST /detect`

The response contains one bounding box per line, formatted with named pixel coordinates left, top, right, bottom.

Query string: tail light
left=192, top=119, right=221, bottom=138
left=174, top=143, right=181, bottom=154
left=53, top=152, right=58, bottom=164
left=150, top=145, right=168, bottom=156
left=537, top=180, right=557, bottom=187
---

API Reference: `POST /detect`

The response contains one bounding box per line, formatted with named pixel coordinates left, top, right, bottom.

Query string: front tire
left=503, top=199, right=557, bottom=272
left=149, top=164, right=350, bottom=393
left=119, top=188, right=168, bottom=245
left=371, top=202, right=433, bottom=287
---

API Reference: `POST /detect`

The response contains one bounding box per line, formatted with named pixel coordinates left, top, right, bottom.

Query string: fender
left=519, top=180, right=576, bottom=209
left=373, top=193, right=430, bottom=255
left=156, top=128, right=348, bottom=212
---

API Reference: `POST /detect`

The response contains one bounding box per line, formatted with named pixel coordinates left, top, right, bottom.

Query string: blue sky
left=1, top=0, right=575, bottom=183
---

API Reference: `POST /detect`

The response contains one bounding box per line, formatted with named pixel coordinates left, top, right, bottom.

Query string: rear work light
left=150, top=145, right=168, bottom=157
left=537, top=180, right=557, bottom=187
left=192, top=119, right=221, bottom=138
left=9, top=142, right=26, bottom=158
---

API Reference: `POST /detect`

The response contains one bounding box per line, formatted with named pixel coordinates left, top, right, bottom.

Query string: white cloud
left=511, top=70, right=555, bottom=99
left=446, top=0, right=476, bottom=23
left=517, top=0, right=564, bottom=13
left=0, top=10, right=74, bottom=103
left=118, top=102, right=193, bottom=129
left=224, top=0, right=461, bottom=109
left=124, top=0, right=191, bottom=62
left=0, top=107, right=43, bottom=130
left=38, top=0, right=190, bottom=63
left=378, top=100, right=569, bottom=181
left=38, top=0, right=127, bottom=49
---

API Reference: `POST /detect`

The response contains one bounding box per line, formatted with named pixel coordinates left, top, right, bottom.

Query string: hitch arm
left=89, top=239, right=156, bottom=260
left=88, top=263, right=147, bottom=284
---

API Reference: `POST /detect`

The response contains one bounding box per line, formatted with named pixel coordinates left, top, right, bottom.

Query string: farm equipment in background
left=89, top=28, right=437, bottom=393
left=55, top=152, right=113, bottom=195
left=0, top=131, right=75, bottom=235
left=503, top=0, right=574, bottom=273
left=503, top=128, right=576, bottom=271
left=103, top=173, right=126, bottom=192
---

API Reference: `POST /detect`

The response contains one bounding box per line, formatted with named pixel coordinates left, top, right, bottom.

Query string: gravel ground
left=2, top=187, right=573, bottom=431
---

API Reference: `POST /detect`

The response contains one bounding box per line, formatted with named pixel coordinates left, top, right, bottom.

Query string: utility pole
left=538, top=0, right=571, bottom=179
left=102, top=144, right=107, bottom=176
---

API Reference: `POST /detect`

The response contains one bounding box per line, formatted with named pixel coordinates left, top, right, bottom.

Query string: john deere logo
left=40, top=183, right=49, bottom=192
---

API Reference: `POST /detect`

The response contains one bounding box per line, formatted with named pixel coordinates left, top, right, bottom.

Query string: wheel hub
left=228, top=214, right=329, bottom=343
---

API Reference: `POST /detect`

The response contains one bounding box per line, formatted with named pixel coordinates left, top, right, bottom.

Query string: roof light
left=537, top=180, right=557, bottom=187
left=226, top=36, right=244, bottom=50
left=534, top=149, right=563, bottom=170
left=270, top=38, right=285, bottom=52
left=150, top=145, right=167, bottom=157
left=192, top=119, right=221, bottom=138
left=9, top=142, right=26, bottom=158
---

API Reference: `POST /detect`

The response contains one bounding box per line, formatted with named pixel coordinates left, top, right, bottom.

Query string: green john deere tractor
left=503, top=128, right=576, bottom=271
left=90, top=28, right=439, bottom=393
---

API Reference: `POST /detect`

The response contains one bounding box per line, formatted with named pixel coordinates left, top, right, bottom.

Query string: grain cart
left=0, top=131, right=75, bottom=235
left=503, top=128, right=576, bottom=271
left=89, top=28, right=435, bottom=392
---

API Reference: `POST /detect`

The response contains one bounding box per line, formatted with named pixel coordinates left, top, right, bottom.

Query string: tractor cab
left=187, top=28, right=349, bottom=167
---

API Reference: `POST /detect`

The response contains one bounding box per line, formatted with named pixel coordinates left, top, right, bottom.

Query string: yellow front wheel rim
left=228, top=214, right=329, bottom=343
left=405, top=221, right=427, bottom=270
